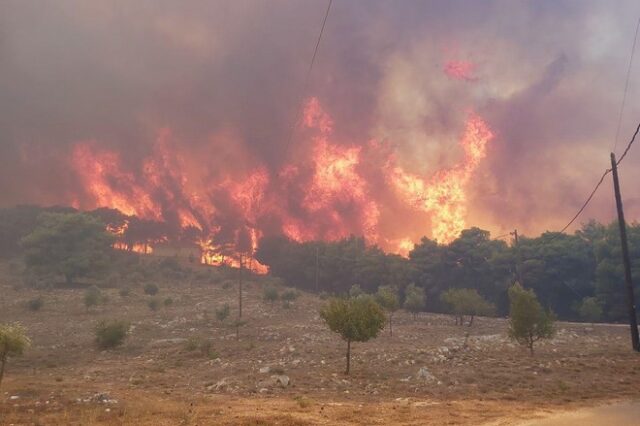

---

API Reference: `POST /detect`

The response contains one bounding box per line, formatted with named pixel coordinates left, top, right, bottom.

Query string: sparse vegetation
left=263, top=286, right=279, bottom=305
left=147, top=298, right=159, bottom=311
left=26, top=297, right=44, bottom=312
left=163, top=297, right=173, bottom=307
left=281, top=289, right=298, bottom=308
left=320, top=296, right=386, bottom=374
left=403, top=283, right=425, bottom=319
left=508, top=283, right=555, bottom=355
left=143, top=283, right=159, bottom=296
left=119, top=287, right=131, bottom=298
left=375, top=285, right=399, bottom=336
left=94, top=320, right=129, bottom=349
left=84, top=285, right=102, bottom=311
left=441, top=288, right=494, bottom=326
left=349, top=284, right=364, bottom=298
left=215, top=303, right=230, bottom=322
left=0, top=323, right=30, bottom=387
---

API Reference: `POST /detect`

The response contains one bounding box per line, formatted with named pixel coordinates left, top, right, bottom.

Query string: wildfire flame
left=70, top=97, right=493, bottom=264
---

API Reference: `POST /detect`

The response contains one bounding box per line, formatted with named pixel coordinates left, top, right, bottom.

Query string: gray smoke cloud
left=1, top=0, right=639, bottom=239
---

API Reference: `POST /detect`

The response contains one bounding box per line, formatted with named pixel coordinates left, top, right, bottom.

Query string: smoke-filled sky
left=1, top=0, right=640, bottom=243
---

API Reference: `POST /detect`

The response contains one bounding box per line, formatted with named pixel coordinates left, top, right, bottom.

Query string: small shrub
left=84, top=286, right=102, bottom=311
left=271, top=366, right=285, bottom=375
left=319, top=291, right=330, bottom=300
left=215, top=303, right=230, bottom=322
left=349, top=284, right=364, bottom=298
left=0, top=323, right=31, bottom=387
left=147, top=298, right=159, bottom=311
left=184, top=336, right=218, bottom=359
left=221, top=280, right=234, bottom=290
left=26, top=297, right=44, bottom=312
left=119, top=288, right=131, bottom=298
left=282, top=289, right=298, bottom=302
left=143, top=283, right=159, bottom=296
left=263, top=286, right=279, bottom=304
left=163, top=297, right=173, bottom=307
left=184, top=336, right=200, bottom=351
left=95, top=320, right=129, bottom=349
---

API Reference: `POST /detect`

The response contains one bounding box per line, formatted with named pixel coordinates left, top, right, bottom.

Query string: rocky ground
left=1, top=261, right=639, bottom=425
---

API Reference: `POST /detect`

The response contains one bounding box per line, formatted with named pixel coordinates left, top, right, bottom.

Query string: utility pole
left=315, top=245, right=319, bottom=293
left=610, top=152, right=640, bottom=352
left=238, top=253, right=243, bottom=319
left=511, top=229, right=524, bottom=286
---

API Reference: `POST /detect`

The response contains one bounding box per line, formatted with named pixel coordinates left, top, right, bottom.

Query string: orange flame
left=70, top=98, right=493, bottom=262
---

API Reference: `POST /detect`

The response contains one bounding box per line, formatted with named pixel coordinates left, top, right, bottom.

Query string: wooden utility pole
left=511, top=229, right=524, bottom=286
left=238, top=253, right=243, bottom=319
left=610, top=152, right=640, bottom=352
left=315, top=245, right=319, bottom=293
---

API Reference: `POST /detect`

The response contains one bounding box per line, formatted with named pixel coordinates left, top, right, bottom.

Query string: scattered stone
left=259, top=366, right=271, bottom=374
left=272, top=375, right=290, bottom=388
left=416, top=367, right=438, bottom=383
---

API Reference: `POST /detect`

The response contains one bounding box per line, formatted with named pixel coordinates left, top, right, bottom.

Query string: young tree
left=21, top=213, right=114, bottom=285
left=403, top=283, right=426, bottom=319
left=263, top=286, right=279, bottom=305
left=320, top=296, right=386, bottom=374
left=508, top=283, right=555, bottom=355
left=440, top=288, right=494, bottom=326
left=578, top=297, right=603, bottom=325
left=0, top=323, right=30, bottom=387
left=84, top=285, right=102, bottom=312
left=375, top=285, right=400, bottom=336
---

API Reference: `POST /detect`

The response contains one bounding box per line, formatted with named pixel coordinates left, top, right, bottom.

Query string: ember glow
left=69, top=97, right=493, bottom=262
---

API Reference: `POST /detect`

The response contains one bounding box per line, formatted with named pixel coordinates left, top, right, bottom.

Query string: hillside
left=1, top=261, right=639, bottom=425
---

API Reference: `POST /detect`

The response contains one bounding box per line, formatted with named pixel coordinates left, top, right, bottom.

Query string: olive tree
left=0, top=323, right=30, bottom=387
left=403, top=283, right=425, bottom=319
left=441, top=288, right=494, bottom=326
left=508, top=283, right=555, bottom=355
left=320, top=296, right=386, bottom=374
left=375, top=285, right=400, bottom=336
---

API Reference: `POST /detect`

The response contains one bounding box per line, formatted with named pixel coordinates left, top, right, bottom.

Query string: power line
left=613, top=16, right=640, bottom=153
left=282, top=0, right=333, bottom=156
left=541, top=119, right=639, bottom=241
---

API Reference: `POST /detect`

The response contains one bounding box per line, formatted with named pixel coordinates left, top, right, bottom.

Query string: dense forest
left=1, top=205, right=639, bottom=322
left=256, top=222, right=640, bottom=322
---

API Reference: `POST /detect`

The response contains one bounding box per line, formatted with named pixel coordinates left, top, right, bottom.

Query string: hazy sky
left=1, top=0, right=640, bottom=239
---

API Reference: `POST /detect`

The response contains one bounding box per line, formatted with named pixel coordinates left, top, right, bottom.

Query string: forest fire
left=69, top=98, right=493, bottom=265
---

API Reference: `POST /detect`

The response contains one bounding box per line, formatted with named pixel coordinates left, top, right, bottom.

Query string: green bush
left=215, top=303, right=230, bottom=322
left=95, top=320, right=129, bottom=349
left=143, top=283, right=159, bottom=296
left=84, top=286, right=102, bottom=311
left=263, top=286, right=279, bottom=304
left=282, top=289, right=298, bottom=301
left=184, top=336, right=218, bottom=359
left=119, top=288, right=131, bottom=298
left=26, top=297, right=44, bottom=311
left=163, top=297, right=173, bottom=307
left=147, top=298, right=159, bottom=311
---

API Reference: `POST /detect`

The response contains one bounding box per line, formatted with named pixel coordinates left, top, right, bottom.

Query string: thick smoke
left=1, top=0, right=639, bottom=242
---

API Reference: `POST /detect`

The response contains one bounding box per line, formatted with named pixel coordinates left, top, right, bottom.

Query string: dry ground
left=1, top=261, right=639, bottom=425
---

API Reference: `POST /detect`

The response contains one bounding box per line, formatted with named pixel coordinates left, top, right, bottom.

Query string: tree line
left=256, top=222, right=640, bottom=323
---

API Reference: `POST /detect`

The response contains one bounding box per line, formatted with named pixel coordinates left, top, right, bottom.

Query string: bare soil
left=1, top=262, right=639, bottom=425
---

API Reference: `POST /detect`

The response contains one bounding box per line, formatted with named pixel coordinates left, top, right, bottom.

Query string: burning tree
left=320, top=296, right=385, bottom=374
left=21, top=212, right=114, bottom=286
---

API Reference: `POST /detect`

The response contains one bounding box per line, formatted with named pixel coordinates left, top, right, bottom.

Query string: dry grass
left=1, top=260, right=640, bottom=424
